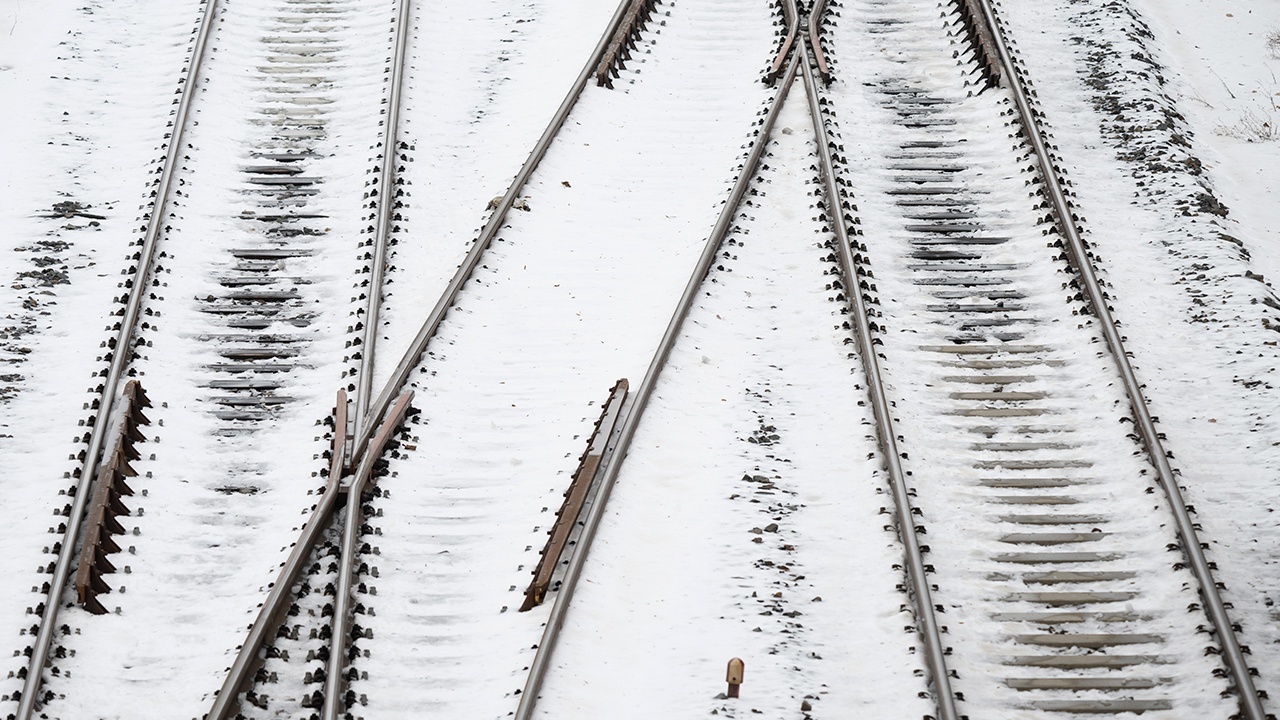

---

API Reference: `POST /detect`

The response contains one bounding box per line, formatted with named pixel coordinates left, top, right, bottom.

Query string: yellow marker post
left=726, top=658, right=745, bottom=699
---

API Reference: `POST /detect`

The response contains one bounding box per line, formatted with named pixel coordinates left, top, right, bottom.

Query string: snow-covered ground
left=2, top=0, right=1280, bottom=717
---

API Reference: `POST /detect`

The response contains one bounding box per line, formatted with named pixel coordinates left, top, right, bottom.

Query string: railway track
left=520, top=0, right=1271, bottom=718
left=820, top=0, right=1266, bottom=715
left=4, top=0, right=1275, bottom=718
left=9, top=0, right=222, bottom=711
left=12, top=0, right=450, bottom=716
left=205, top=0, right=779, bottom=718
left=518, top=17, right=926, bottom=719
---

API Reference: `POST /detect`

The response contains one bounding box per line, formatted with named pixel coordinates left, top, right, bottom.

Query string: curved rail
left=347, top=0, right=639, bottom=470
left=972, top=1, right=1266, bottom=716
left=798, top=14, right=960, bottom=720
left=511, top=46, right=804, bottom=720
left=352, top=0, right=414, bottom=436
left=15, top=0, right=223, bottom=716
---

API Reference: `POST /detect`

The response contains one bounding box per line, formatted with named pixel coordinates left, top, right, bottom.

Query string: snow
left=1, top=0, right=1280, bottom=718
left=1133, top=0, right=1280, bottom=281
left=992, top=0, right=1280, bottom=710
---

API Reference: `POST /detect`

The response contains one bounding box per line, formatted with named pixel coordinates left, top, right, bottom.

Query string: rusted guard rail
left=799, top=4, right=960, bottom=717
left=764, top=0, right=797, bottom=86
left=73, top=381, right=151, bottom=615
left=957, top=0, right=1265, bottom=716
left=520, top=380, right=629, bottom=612
left=595, top=0, right=660, bottom=88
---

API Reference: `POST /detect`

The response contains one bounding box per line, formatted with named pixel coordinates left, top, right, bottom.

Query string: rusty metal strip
left=350, top=391, right=413, bottom=490
left=595, top=0, right=658, bottom=88
left=72, top=381, right=150, bottom=616
left=351, top=0, right=414, bottom=437
left=765, top=0, right=797, bottom=86
left=351, top=0, right=639, bottom=469
left=520, top=380, right=629, bottom=612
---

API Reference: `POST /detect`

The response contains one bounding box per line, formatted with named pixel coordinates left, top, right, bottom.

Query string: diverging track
left=210, top=0, right=780, bottom=718
left=530, top=59, right=931, bottom=719
left=337, top=2, right=781, bottom=717
left=524, top=0, right=1271, bottom=718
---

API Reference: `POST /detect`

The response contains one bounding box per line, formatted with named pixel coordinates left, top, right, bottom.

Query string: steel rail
left=204, top=392, right=349, bottom=720
left=16, top=0, right=223, bottom=715
left=352, top=0, right=414, bottom=438
left=347, top=0, right=639, bottom=470
left=798, top=21, right=960, bottom=720
left=972, top=1, right=1266, bottom=716
left=509, top=41, right=803, bottom=720
left=322, top=391, right=413, bottom=720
